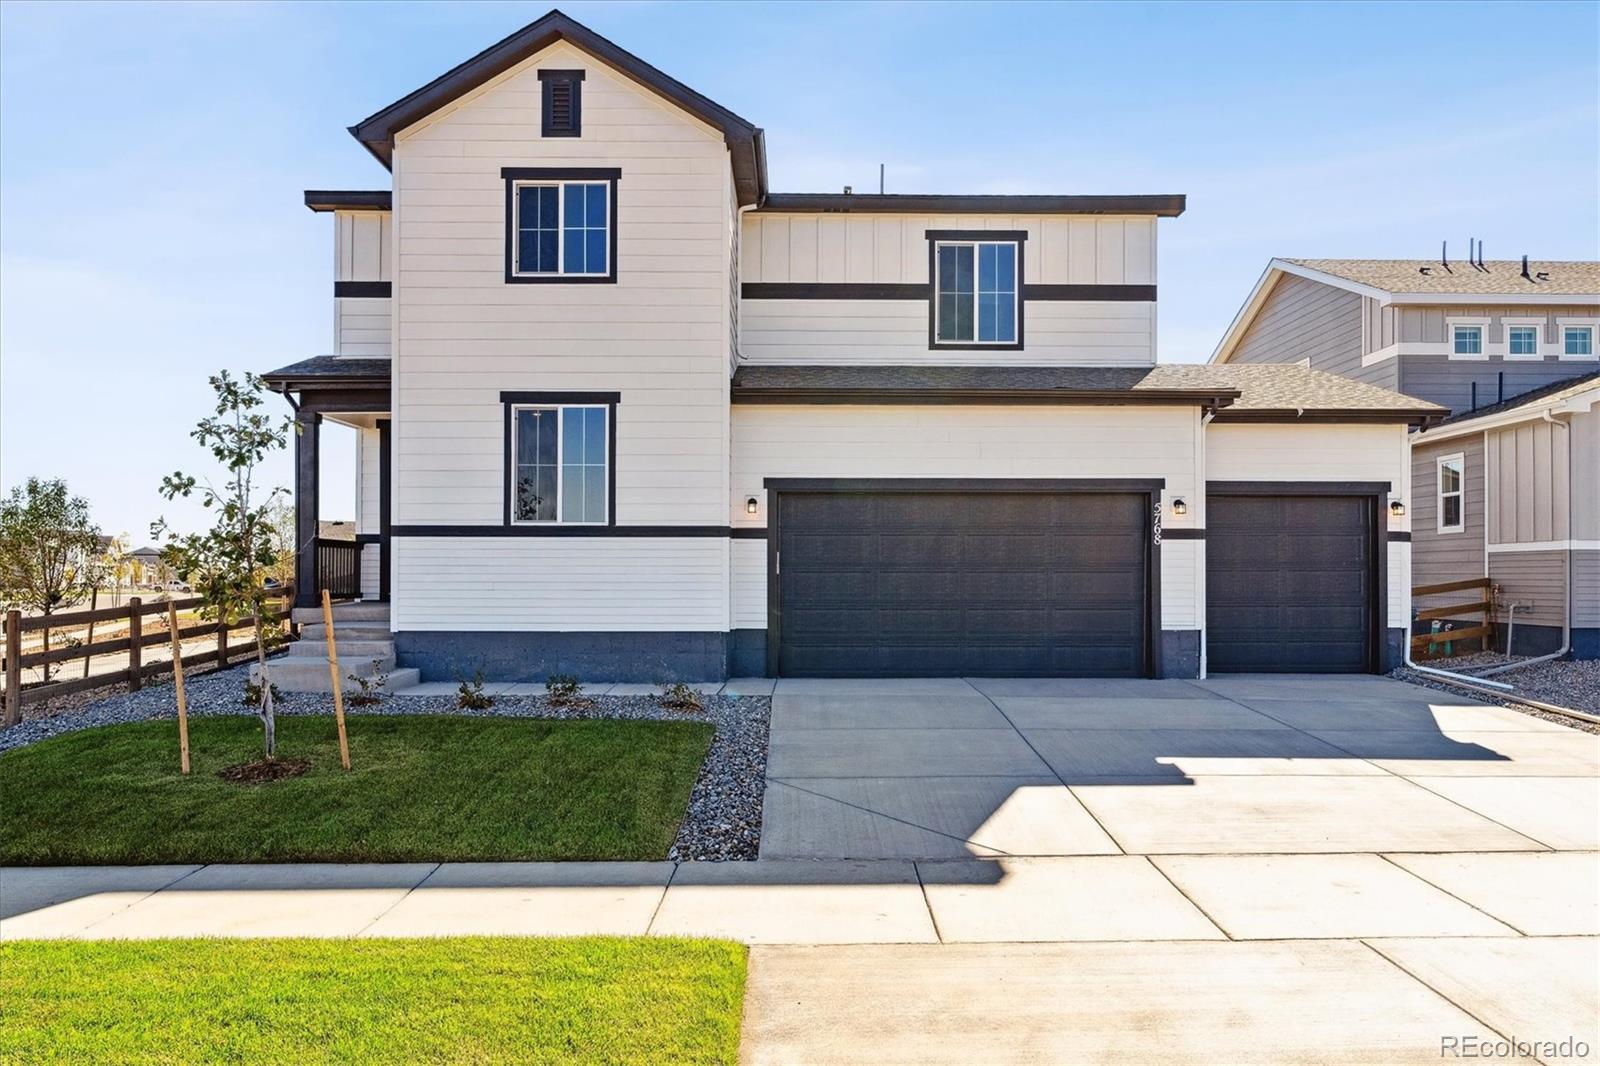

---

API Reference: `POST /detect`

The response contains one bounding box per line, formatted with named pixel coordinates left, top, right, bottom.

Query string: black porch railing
left=315, top=538, right=362, bottom=601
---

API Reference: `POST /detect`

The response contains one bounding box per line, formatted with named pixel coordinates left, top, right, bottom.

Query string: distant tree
left=0, top=477, right=103, bottom=683
left=153, top=371, right=291, bottom=759
left=262, top=496, right=297, bottom=587
left=102, top=534, right=131, bottom=606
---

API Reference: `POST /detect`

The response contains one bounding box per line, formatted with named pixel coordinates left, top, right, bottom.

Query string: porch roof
left=261, top=356, right=391, bottom=393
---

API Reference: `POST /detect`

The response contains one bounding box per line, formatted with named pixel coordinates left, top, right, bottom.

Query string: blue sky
left=3, top=0, right=1596, bottom=540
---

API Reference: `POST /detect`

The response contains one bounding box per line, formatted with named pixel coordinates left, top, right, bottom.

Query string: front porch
left=260, top=356, right=392, bottom=611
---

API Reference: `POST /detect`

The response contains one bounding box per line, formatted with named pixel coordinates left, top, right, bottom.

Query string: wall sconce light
left=1171, top=498, right=1187, bottom=516
left=1390, top=500, right=1406, bottom=518
left=746, top=496, right=760, bottom=516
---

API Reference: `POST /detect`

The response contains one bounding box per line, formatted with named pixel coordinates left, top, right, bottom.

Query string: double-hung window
left=508, top=402, right=611, bottom=525
left=1507, top=325, right=1540, bottom=357
left=502, top=167, right=619, bottom=283
left=1436, top=454, right=1465, bottom=534
left=1452, top=325, right=1483, bottom=357
left=1563, top=324, right=1595, bottom=358
left=929, top=231, right=1023, bottom=347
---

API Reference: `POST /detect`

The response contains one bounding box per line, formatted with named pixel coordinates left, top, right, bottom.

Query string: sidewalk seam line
left=354, top=862, right=441, bottom=937
left=911, top=861, right=946, bottom=944
left=766, top=778, right=1013, bottom=856
left=644, top=862, right=678, bottom=936
left=1143, top=856, right=1234, bottom=941
left=1357, top=938, right=1519, bottom=1047
left=1371, top=853, right=1529, bottom=937
left=76, top=862, right=210, bottom=935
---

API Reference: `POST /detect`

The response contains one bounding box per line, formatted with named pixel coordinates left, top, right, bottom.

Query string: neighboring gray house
left=1212, top=258, right=1599, bottom=659
left=260, top=10, right=1447, bottom=687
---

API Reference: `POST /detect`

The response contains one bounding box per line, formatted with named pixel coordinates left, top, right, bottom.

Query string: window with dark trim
left=538, top=69, right=584, bottom=137
left=501, top=168, right=620, bottom=284
left=502, top=391, right=619, bottom=526
left=926, top=230, right=1025, bottom=349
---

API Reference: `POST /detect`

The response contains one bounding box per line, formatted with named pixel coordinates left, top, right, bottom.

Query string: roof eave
left=730, top=386, right=1239, bottom=407
left=754, top=193, right=1186, bottom=217
left=304, top=190, right=393, bottom=213
left=1211, top=407, right=1446, bottom=428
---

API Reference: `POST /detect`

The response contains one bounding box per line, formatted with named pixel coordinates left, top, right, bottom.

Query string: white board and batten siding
left=386, top=40, right=735, bottom=632
left=740, top=215, right=1157, bottom=365
left=356, top=425, right=383, bottom=599
left=334, top=210, right=393, bottom=357
left=1205, top=423, right=1411, bottom=630
left=729, top=405, right=1204, bottom=632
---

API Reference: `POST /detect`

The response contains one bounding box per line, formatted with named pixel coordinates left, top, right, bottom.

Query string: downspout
left=1198, top=409, right=1216, bottom=679
left=1404, top=420, right=1515, bottom=690
left=1476, top=410, right=1572, bottom=676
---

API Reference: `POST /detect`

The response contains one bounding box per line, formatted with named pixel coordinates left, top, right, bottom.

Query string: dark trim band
left=1387, top=531, right=1412, bottom=542
left=500, top=390, right=622, bottom=405
left=730, top=527, right=769, bottom=539
left=1212, top=409, right=1443, bottom=427
left=334, top=281, right=392, bottom=298
left=352, top=533, right=381, bottom=545
left=1207, top=481, right=1392, bottom=496
left=305, top=190, right=391, bottom=213
left=500, top=166, right=621, bottom=180
left=393, top=525, right=741, bottom=538
left=740, top=282, right=1154, bottom=302
left=925, top=229, right=1029, bottom=242
left=1162, top=528, right=1206, bottom=540
left=764, top=477, right=1166, bottom=494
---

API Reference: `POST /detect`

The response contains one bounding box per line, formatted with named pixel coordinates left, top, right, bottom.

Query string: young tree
left=154, top=371, right=291, bottom=758
left=0, top=477, right=103, bottom=682
left=102, top=534, right=131, bottom=606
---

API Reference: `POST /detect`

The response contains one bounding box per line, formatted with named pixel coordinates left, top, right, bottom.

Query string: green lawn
left=0, top=715, right=713, bottom=865
left=0, top=937, right=746, bottom=1065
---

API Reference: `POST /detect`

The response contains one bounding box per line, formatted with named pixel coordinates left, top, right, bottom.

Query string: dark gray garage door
left=774, top=489, right=1150, bottom=677
left=1207, top=494, right=1375, bottom=673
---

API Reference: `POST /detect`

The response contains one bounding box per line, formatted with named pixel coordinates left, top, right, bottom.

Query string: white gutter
left=1475, top=410, right=1573, bottom=676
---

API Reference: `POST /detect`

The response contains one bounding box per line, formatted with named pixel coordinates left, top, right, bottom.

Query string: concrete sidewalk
left=4, top=851, right=1596, bottom=943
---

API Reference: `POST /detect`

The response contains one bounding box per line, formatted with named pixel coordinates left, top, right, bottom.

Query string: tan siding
left=1393, top=304, right=1595, bottom=345
left=737, top=214, right=1157, bottom=365
left=1488, top=550, right=1568, bottom=628
left=1571, top=407, right=1599, bottom=540
left=388, top=40, right=733, bottom=631
left=729, top=405, right=1202, bottom=631
left=1485, top=420, right=1570, bottom=545
left=1574, top=551, right=1599, bottom=628
left=1411, top=435, right=1486, bottom=590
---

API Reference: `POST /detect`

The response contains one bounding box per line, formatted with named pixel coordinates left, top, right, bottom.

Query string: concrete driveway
left=760, top=673, right=1600, bottom=859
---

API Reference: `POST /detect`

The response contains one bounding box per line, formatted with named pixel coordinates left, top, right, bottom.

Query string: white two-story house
left=265, top=10, right=1444, bottom=685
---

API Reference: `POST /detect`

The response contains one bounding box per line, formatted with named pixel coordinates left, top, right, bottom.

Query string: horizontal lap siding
left=739, top=214, right=1156, bottom=365
left=391, top=537, right=729, bottom=631
left=1230, top=275, right=1370, bottom=378
left=1400, top=353, right=1594, bottom=417
left=1487, top=550, right=1568, bottom=628
left=390, top=42, right=733, bottom=631
left=337, top=297, right=392, bottom=357
left=1410, top=435, right=1485, bottom=590
left=1205, top=422, right=1409, bottom=630
left=1575, top=552, right=1600, bottom=628
left=729, top=404, right=1201, bottom=634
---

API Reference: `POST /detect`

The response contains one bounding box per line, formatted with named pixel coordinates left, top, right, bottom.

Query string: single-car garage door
left=1207, top=492, right=1377, bottom=673
left=772, top=485, right=1151, bottom=677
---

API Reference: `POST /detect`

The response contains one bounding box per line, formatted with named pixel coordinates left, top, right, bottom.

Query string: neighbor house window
left=1436, top=454, right=1465, bottom=534
left=928, top=230, right=1024, bottom=347
left=1507, top=325, right=1540, bottom=357
left=502, top=168, right=619, bottom=284
left=510, top=405, right=610, bottom=524
left=1563, top=325, right=1595, bottom=358
left=1452, top=326, right=1483, bottom=356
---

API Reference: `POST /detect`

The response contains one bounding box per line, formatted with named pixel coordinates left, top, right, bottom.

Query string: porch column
left=294, top=410, right=320, bottom=608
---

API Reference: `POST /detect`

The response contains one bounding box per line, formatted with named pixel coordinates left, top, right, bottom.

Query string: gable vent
left=538, top=69, right=585, bottom=138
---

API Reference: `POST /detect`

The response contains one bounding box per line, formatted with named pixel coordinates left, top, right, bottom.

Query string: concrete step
left=294, top=639, right=395, bottom=661
left=299, top=623, right=391, bottom=642
left=255, top=655, right=415, bottom=694
left=290, top=602, right=390, bottom=626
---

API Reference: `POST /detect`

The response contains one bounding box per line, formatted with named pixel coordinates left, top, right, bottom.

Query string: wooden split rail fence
left=1, top=591, right=294, bottom=728
left=1411, top=577, right=1495, bottom=658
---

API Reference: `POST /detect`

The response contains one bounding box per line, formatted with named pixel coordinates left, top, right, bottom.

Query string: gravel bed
left=1392, top=656, right=1600, bottom=734
left=0, top=663, right=771, bottom=861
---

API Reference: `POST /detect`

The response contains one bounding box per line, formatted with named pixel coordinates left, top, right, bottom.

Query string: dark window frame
left=501, top=167, right=620, bottom=284
left=538, top=69, right=585, bottom=137
left=501, top=391, right=620, bottom=528
left=926, top=229, right=1027, bottom=351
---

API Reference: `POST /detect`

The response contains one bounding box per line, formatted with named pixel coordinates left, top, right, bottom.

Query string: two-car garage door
left=772, top=486, right=1151, bottom=677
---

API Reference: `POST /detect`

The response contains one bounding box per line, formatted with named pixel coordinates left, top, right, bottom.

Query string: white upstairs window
left=1436, top=453, right=1465, bottom=534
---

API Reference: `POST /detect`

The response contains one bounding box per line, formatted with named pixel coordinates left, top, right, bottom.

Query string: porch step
left=294, top=639, right=395, bottom=661
left=254, top=656, right=418, bottom=695
left=299, top=623, right=391, bottom=643
left=291, top=602, right=390, bottom=626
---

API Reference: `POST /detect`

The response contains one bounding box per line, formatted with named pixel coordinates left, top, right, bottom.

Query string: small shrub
left=457, top=673, right=494, bottom=710
left=347, top=659, right=388, bottom=707
left=545, top=674, right=593, bottom=709
left=242, top=677, right=283, bottom=708
left=658, top=681, right=705, bottom=714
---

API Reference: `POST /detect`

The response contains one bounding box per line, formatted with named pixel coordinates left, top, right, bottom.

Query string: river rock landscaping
left=0, top=661, right=771, bottom=861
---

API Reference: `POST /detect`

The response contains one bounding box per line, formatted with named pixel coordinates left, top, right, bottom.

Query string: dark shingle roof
left=1432, top=370, right=1600, bottom=428
left=731, top=363, right=1445, bottom=424
left=260, top=356, right=391, bottom=390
